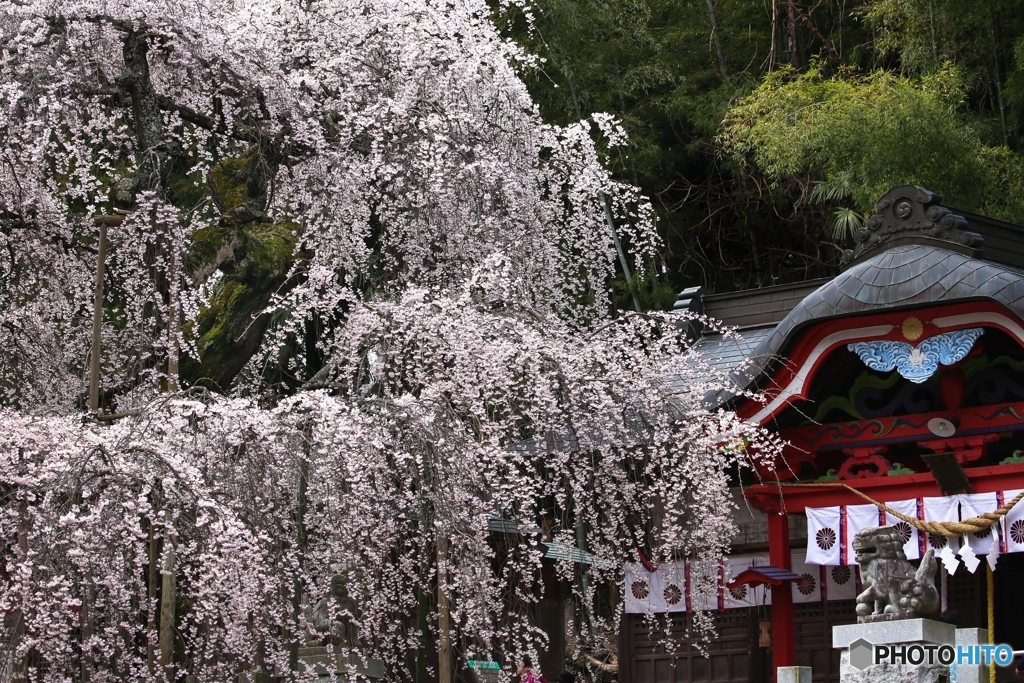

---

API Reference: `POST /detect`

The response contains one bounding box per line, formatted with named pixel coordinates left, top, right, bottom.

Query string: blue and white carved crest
left=847, top=328, right=984, bottom=383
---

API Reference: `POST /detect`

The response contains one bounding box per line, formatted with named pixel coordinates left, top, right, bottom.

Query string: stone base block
left=834, top=618, right=953, bottom=683
left=839, top=650, right=948, bottom=683
left=297, top=647, right=385, bottom=679
left=952, top=628, right=989, bottom=683
left=833, top=618, right=955, bottom=648
left=776, top=666, right=812, bottom=683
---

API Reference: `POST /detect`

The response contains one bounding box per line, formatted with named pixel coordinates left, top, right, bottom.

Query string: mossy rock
left=182, top=218, right=299, bottom=390
left=208, top=157, right=253, bottom=214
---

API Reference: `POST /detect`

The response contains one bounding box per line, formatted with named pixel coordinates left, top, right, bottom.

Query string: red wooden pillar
left=768, top=511, right=794, bottom=680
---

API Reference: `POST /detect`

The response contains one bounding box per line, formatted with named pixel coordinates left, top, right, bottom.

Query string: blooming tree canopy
left=0, top=0, right=774, bottom=680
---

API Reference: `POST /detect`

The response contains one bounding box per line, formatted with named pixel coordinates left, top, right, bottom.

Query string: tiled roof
left=691, top=326, right=776, bottom=374
left=665, top=327, right=778, bottom=410
left=520, top=243, right=1024, bottom=441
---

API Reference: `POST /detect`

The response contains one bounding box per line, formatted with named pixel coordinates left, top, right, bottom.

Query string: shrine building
left=618, top=186, right=1024, bottom=683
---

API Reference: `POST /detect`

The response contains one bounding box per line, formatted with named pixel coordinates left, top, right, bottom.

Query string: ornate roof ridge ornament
left=841, top=185, right=984, bottom=267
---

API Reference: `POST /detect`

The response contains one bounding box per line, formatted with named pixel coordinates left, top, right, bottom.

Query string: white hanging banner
left=790, top=551, right=821, bottom=604
left=624, top=561, right=688, bottom=614
left=626, top=488, right=1024, bottom=615
left=844, top=503, right=885, bottom=566
left=804, top=492, right=1024, bottom=567
left=823, top=562, right=858, bottom=601
left=1001, top=489, right=1024, bottom=553
left=624, top=550, right=871, bottom=613
left=658, top=561, right=688, bottom=613
left=882, top=498, right=923, bottom=561
left=924, top=495, right=962, bottom=556
left=624, top=563, right=661, bottom=614
left=804, top=496, right=954, bottom=565
left=806, top=506, right=841, bottom=565
left=960, top=492, right=998, bottom=556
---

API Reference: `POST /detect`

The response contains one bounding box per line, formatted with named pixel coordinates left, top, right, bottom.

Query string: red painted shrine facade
left=619, top=186, right=1024, bottom=683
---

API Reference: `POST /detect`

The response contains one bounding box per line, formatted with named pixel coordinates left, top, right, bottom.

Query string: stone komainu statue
left=853, top=525, right=940, bottom=622
left=303, top=565, right=361, bottom=649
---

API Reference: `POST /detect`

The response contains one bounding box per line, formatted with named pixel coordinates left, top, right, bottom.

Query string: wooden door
left=625, top=609, right=756, bottom=683
left=793, top=600, right=857, bottom=683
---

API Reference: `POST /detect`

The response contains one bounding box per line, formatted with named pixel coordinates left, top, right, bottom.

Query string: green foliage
left=496, top=0, right=778, bottom=293
left=828, top=208, right=864, bottom=241
left=862, top=0, right=998, bottom=76
left=720, top=66, right=1024, bottom=221
left=499, top=0, right=1024, bottom=293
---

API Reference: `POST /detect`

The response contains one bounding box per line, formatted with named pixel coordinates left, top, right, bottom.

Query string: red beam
left=779, top=401, right=1024, bottom=453
left=744, top=462, right=1024, bottom=514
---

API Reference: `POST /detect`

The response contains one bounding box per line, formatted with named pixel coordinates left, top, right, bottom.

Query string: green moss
left=182, top=218, right=299, bottom=389
left=180, top=150, right=304, bottom=389
left=188, top=224, right=232, bottom=270
left=207, top=157, right=253, bottom=213
left=239, top=220, right=297, bottom=284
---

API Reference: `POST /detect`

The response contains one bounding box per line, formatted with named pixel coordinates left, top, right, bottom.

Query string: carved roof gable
left=842, top=185, right=984, bottom=268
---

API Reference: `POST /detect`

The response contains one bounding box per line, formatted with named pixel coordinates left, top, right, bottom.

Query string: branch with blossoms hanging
left=0, top=0, right=781, bottom=681
left=0, top=273, right=779, bottom=682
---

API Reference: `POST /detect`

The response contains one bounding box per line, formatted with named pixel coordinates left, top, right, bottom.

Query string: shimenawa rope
left=778, top=482, right=1024, bottom=539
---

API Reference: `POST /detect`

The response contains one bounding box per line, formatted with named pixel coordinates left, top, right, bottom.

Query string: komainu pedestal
left=297, top=647, right=385, bottom=680
left=831, top=526, right=949, bottom=682
left=833, top=619, right=952, bottom=683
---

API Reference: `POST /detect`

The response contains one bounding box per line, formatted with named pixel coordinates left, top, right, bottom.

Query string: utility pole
left=156, top=211, right=180, bottom=683
left=82, top=212, right=124, bottom=681
left=290, top=423, right=310, bottom=674
left=158, top=508, right=177, bottom=683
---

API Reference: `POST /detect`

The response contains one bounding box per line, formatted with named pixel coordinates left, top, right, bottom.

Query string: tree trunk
left=704, top=0, right=727, bottom=78
left=437, top=533, right=452, bottom=683
left=988, top=5, right=1009, bottom=146
left=166, top=229, right=180, bottom=391
left=116, top=24, right=171, bottom=207
left=785, top=1, right=801, bottom=70
left=289, top=440, right=309, bottom=674
left=12, top=498, right=28, bottom=682
left=148, top=522, right=158, bottom=675
left=415, top=523, right=431, bottom=683
left=80, top=592, right=92, bottom=683
left=88, top=220, right=107, bottom=411
left=575, top=517, right=594, bottom=637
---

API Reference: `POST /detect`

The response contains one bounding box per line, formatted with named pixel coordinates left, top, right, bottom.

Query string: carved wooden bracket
left=838, top=445, right=891, bottom=479
left=917, top=433, right=999, bottom=465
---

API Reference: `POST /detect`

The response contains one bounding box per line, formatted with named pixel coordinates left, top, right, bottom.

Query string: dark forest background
left=496, top=0, right=1024, bottom=305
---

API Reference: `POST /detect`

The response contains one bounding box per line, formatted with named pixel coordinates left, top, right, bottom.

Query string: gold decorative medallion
left=901, top=316, right=924, bottom=341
